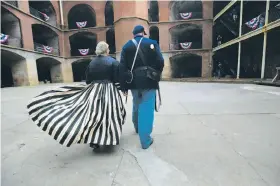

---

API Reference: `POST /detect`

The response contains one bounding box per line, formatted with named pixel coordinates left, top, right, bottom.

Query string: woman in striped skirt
left=27, top=41, right=126, bottom=149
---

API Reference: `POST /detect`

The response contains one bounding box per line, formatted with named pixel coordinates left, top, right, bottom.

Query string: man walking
left=119, top=25, right=164, bottom=149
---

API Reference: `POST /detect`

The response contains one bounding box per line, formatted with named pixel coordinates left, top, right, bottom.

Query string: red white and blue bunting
left=78, top=48, right=89, bottom=56
left=43, top=45, right=53, bottom=53
left=245, top=15, right=260, bottom=30
left=76, top=21, right=87, bottom=28
left=180, top=42, right=192, bottom=49
left=39, top=11, right=50, bottom=21
left=1, top=33, right=9, bottom=44
left=180, top=12, right=192, bottom=20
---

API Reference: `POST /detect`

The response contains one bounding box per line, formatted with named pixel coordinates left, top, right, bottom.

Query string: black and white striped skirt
left=27, top=82, right=126, bottom=147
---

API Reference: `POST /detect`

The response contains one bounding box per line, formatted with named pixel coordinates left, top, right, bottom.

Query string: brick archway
left=69, top=32, right=97, bottom=56
left=28, top=0, right=57, bottom=26
left=169, top=1, right=203, bottom=21
left=71, top=59, right=91, bottom=82
left=1, top=49, right=28, bottom=87
left=68, top=4, right=96, bottom=29
left=36, top=57, right=62, bottom=83
left=169, top=52, right=202, bottom=78
left=1, top=6, right=23, bottom=48
left=169, top=23, right=202, bottom=50
left=32, top=24, right=60, bottom=55
left=105, top=1, right=114, bottom=26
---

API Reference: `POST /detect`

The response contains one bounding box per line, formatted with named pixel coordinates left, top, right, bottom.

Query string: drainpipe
left=59, top=0, right=64, bottom=27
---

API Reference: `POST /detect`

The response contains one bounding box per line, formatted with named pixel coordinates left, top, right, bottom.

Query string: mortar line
left=194, top=116, right=270, bottom=186
left=110, top=150, right=125, bottom=186
left=124, top=149, right=152, bottom=186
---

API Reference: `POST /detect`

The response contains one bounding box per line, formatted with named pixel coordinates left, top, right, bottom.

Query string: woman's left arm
left=112, top=60, right=121, bottom=90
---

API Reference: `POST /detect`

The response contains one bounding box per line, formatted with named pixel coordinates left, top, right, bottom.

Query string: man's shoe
left=142, top=139, right=154, bottom=150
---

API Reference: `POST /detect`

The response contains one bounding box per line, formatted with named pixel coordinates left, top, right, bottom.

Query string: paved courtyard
left=1, top=82, right=280, bottom=186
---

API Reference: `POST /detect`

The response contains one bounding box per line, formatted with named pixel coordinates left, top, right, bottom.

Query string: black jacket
left=85, top=55, right=119, bottom=85
left=119, top=36, right=164, bottom=90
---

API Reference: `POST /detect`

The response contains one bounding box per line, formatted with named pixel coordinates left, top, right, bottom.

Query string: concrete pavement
left=1, top=82, right=280, bottom=186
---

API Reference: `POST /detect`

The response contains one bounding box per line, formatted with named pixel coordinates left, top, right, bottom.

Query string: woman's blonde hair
left=95, top=41, right=109, bottom=56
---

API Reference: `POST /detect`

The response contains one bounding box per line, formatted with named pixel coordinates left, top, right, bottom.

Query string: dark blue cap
left=132, top=25, right=147, bottom=35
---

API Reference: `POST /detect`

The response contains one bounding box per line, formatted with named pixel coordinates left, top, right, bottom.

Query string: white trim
left=59, top=0, right=64, bottom=26
left=213, top=0, right=238, bottom=21
left=213, top=20, right=280, bottom=52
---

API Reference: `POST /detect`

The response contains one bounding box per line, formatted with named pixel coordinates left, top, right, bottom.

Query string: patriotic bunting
left=76, top=21, right=87, bottom=28
left=180, top=42, right=192, bottom=49
left=43, top=45, right=53, bottom=53
left=1, top=33, right=9, bottom=44
left=180, top=12, right=192, bottom=20
left=39, top=11, right=50, bottom=21
left=78, top=48, right=89, bottom=56
left=245, top=15, right=260, bottom=30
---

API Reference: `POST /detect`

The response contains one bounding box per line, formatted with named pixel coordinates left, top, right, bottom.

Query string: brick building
left=1, top=0, right=213, bottom=87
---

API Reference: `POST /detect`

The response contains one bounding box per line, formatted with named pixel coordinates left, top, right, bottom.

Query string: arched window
left=68, top=4, right=96, bottom=29
left=170, top=1, right=202, bottom=21
left=69, top=32, right=97, bottom=56
left=1, top=49, right=26, bottom=87
left=1, top=7, right=22, bottom=48
left=29, top=0, right=57, bottom=26
left=72, top=59, right=91, bottom=82
left=148, top=0, right=159, bottom=22
left=32, top=24, right=59, bottom=55
left=170, top=53, right=202, bottom=78
left=106, top=29, right=116, bottom=54
left=36, top=57, right=62, bottom=83
left=149, top=26, right=159, bottom=44
left=169, top=24, right=202, bottom=50
left=105, top=1, right=114, bottom=26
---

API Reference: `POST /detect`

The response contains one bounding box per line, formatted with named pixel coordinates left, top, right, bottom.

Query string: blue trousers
left=131, top=89, right=156, bottom=149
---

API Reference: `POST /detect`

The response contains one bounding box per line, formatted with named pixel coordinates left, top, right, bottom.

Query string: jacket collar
left=134, top=35, right=144, bottom=39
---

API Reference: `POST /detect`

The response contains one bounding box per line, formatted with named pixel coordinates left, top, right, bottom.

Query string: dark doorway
left=1, top=49, right=26, bottom=87
left=1, top=7, right=22, bottom=48
left=28, top=0, right=57, bottom=26
left=68, top=4, right=96, bottom=29
left=212, top=44, right=238, bottom=78
left=240, top=34, right=263, bottom=78
left=265, top=27, right=280, bottom=79
left=36, top=57, right=62, bottom=83
left=106, top=29, right=116, bottom=54
left=170, top=24, right=202, bottom=50
left=69, top=32, right=97, bottom=56
left=72, top=59, right=91, bottom=82
left=105, top=1, right=114, bottom=26
left=170, top=1, right=203, bottom=21
left=32, top=24, right=59, bottom=55
left=148, top=0, right=159, bottom=22
left=1, top=63, right=14, bottom=88
left=149, top=26, right=159, bottom=44
left=170, top=53, right=202, bottom=78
